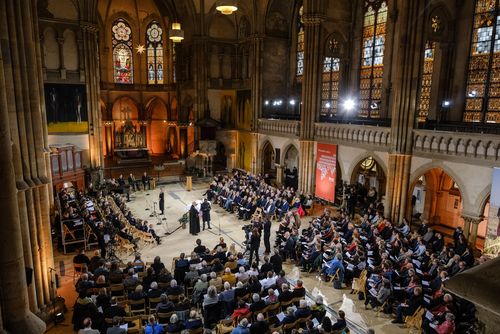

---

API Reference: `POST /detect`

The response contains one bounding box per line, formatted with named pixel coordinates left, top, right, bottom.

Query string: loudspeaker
left=25, top=267, right=33, bottom=286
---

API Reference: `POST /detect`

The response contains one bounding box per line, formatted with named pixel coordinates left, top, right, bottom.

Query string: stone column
left=250, top=34, right=263, bottom=175
left=275, top=164, right=284, bottom=186
left=57, top=37, right=66, bottom=79
left=298, top=1, right=324, bottom=194
left=81, top=21, right=104, bottom=170
left=462, top=215, right=482, bottom=248
left=0, top=1, right=47, bottom=331
left=385, top=0, right=426, bottom=223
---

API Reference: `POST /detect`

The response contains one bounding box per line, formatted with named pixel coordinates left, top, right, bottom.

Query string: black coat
left=159, top=192, right=165, bottom=212
left=201, top=201, right=211, bottom=221
left=189, top=205, right=200, bottom=234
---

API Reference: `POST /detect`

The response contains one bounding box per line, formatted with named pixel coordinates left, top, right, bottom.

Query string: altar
left=113, top=121, right=151, bottom=164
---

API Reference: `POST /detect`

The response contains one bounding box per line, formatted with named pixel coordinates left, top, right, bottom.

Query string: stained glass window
left=417, top=41, right=435, bottom=122
left=359, top=1, right=387, bottom=118
left=464, top=0, right=500, bottom=123
left=296, top=5, right=304, bottom=82
left=146, top=21, right=164, bottom=85
left=112, top=19, right=133, bottom=84
left=321, top=43, right=341, bottom=119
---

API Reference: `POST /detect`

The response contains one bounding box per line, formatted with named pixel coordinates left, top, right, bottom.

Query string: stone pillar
left=57, top=37, right=66, bottom=78
left=275, top=165, right=284, bottom=186
left=0, top=0, right=48, bottom=331
left=385, top=0, right=426, bottom=223
left=81, top=21, right=104, bottom=170
left=462, top=215, right=482, bottom=248
left=298, top=1, right=324, bottom=194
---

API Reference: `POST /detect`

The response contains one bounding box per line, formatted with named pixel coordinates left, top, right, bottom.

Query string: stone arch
left=281, top=143, right=299, bottom=169
left=409, top=161, right=468, bottom=210
left=347, top=151, right=388, bottom=184
left=111, top=96, right=140, bottom=120
left=260, top=140, right=275, bottom=175
left=43, top=27, right=60, bottom=70
left=62, top=29, right=78, bottom=70
left=145, top=97, right=168, bottom=120
left=349, top=153, right=388, bottom=198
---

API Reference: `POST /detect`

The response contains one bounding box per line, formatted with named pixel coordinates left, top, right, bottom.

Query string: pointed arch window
left=146, top=21, right=164, bottom=85
left=464, top=0, right=500, bottom=123
left=321, top=37, right=341, bottom=119
left=359, top=0, right=387, bottom=118
left=112, top=18, right=133, bottom=84
left=296, top=5, right=305, bottom=82
left=417, top=41, right=436, bottom=122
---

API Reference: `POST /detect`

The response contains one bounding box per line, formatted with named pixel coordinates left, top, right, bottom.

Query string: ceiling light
left=264, top=100, right=269, bottom=106
left=289, top=99, right=296, bottom=106
left=169, top=22, right=184, bottom=43
left=442, top=100, right=451, bottom=107
left=343, top=98, right=355, bottom=111
left=216, top=1, right=238, bottom=15
left=468, top=90, right=477, bottom=98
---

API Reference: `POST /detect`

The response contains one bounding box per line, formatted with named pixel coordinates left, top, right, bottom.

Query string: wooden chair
left=291, top=296, right=302, bottom=306
left=157, top=311, right=175, bottom=324
left=264, top=302, right=281, bottom=320
left=282, top=320, right=297, bottom=334
left=73, top=263, right=84, bottom=283
left=110, top=284, right=126, bottom=300
left=128, top=298, right=147, bottom=316
left=296, top=315, right=311, bottom=328
left=269, top=324, right=282, bottom=334
left=216, top=318, right=235, bottom=334
left=405, top=306, right=425, bottom=331
left=188, top=327, right=204, bottom=334
left=158, top=282, right=170, bottom=291
left=148, top=297, right=162, bottom=313
left=280, top=300, right=294, bottom=312
left=123, top=315, right=142, bottom=334
left=376, top=300, right=389, bottom=317
left=351, top=270, right=367, bottom=299
left=167, top=294, right=180, bottom=303
left=324, top=269, right=340, bottom=283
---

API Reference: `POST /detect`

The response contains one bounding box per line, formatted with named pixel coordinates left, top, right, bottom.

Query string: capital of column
left=461, top=214, right=483, bottom=225
left=80, top=22, right=98, bottom=33
left=302, top=14, right=325, bottom=26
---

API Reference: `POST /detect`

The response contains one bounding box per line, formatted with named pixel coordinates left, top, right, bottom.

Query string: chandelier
left=169, top=22, right=184, bottom=43
left=216, top=0, right=238, bottom=15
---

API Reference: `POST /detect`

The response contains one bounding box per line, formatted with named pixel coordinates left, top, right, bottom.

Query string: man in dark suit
left=103, top=297, right=126, bottom=319
left=263, top=218, right=271, bottom=254
left=270, top=250, right=283, bottom=274
left=392, top=287, right=424, bottom=324
left=250, top=313, right=269, bottom=334
left=249, top=294, right=266, bottom=313
left=278, top=284, right=293, bottom=302
left=142, top=172, right=150, bottom=190
left=292, top=280, right=306, bottom=298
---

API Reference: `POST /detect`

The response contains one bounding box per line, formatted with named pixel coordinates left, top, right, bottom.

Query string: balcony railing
left=257, top=119, right=300, bottom=137
left=413, top=129, right=500, bottom=161
left=314, top=122, right=391, bottom=149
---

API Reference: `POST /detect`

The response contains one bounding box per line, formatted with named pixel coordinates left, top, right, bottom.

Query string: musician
left=159, top=188, right=165, bottom=215
left=128, top=173, right=137, bottom=191
left=142, top=172, right=150, bottom=191
left=200, top=198, right=212, bottom=230
left=117, top=174, right=126, bottom=187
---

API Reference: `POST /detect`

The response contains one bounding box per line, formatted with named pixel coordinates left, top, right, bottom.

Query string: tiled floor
left=46, top=180, right=410, bottom=333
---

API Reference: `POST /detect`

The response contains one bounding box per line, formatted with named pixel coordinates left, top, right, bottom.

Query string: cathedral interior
left=2, top=0, right=500, bottom=333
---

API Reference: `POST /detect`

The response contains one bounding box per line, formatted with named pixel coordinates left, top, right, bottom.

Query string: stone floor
left=46, top=180, right=410, bottom=333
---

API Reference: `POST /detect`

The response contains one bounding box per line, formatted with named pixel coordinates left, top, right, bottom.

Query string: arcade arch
left=350, top=156, right=386, bottom=199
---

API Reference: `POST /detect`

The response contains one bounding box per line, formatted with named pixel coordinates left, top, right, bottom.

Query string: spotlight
left=277, top=100, right=283, bottom=106
left=289, top=99, right=296, bottom=106
left=264, top=100, right=269, bottom=106
left=442, top=100, right=451, bottom=107
left=343, top=98, right=355, bottom=111
left=370, top=101, right=379, bottom=110
left=468, top=90, right=477, bottom=98
left=325, top=102, right=331, bottom=108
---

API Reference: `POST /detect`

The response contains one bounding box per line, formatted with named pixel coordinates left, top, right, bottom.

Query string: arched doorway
left=351, top=156, right=386, bottom=199
left=409, top=167, right=466, bottom=243
left=261, top=141, right=275, bottom=175
left=283, top=145, right=299, bottom=190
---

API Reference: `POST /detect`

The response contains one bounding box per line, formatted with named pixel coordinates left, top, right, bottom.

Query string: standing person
left=249, top=228, right=261, bottom=265
left=189, top=202, right=201, bottom=236
left=263, top=218, right=271, bottom=254
left=159, top=188, right=165, bottom=215
left=201, top=198, right=212, bottom=230
left=128, top=173, right=137, bottom=191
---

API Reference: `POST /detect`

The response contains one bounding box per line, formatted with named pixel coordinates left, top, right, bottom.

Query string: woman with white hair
left=184, top=309, right=203, bottom=329
left=167, top=313, right=185, bottom=332
left=203, top=285, right=219, bottom=306
left=166, top=279, right=183, bottom=295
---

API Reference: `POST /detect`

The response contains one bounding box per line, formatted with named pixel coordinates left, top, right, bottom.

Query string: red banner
left=315, top=143, right=337, bottom=202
